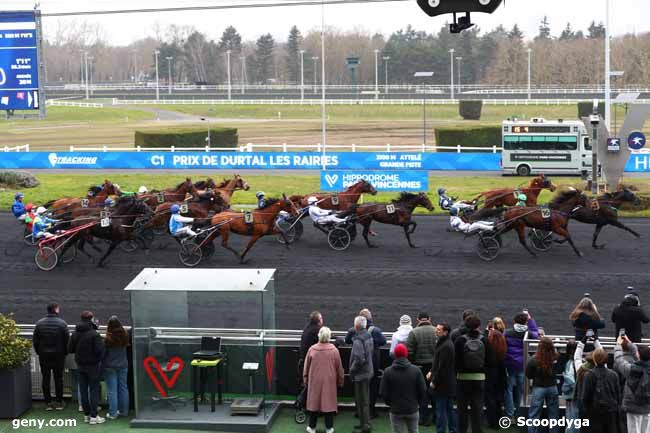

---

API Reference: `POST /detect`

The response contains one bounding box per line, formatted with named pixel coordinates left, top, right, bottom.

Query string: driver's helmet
left=104, top=198, right=115, bottom=207
left=307, top=196, right=318, bottom=205
left=517, top=193, right=527, bottom=202
left=256, top=191, right=265, bottom=199
left=15, top=192, right=24, bottom=200
left=36, top=206, right=47, bottom=215
left=138, top=186, right=148, bottom=194
left=25, top=203, right=35, bottom=212
left=170, top=204, right=180, bottom=214
left=437, top=187, right=446, bottom=196
left=449, top=206, right=459, bottom=217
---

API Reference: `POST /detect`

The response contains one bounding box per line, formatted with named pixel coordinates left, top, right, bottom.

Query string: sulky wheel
left=35, top=246, right=58, bottom=271
left=328, top=227, right=352, bottom=251
left=528, top=229, right=553, bottom=252
left=179, top=239, right=203, bottom=267
left=276, top=219, right=297, bottom=245
left=476, top=235, right=500, bottom=262
left=119, top=240, right=139, bottom=253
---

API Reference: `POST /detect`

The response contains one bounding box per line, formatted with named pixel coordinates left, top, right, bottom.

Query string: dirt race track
left=2, top=213, right=650, bottom=336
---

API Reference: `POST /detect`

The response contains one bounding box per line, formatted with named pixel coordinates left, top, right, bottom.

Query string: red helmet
left=25, top=203, right=35, bottom=211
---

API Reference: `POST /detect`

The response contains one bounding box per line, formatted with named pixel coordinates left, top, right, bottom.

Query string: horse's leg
left=239, top=235, right=261, bottom=264
left=73, top=235, right=94, bottom=260
left=592, top=224, right=605, bottom=249
left=516, top=223, right=536, bottom=257
left=554, top=225, right=583, bottom=257
left=97, top=240, right=119, bottom=267
left=219, top=228, right=240, bottom=260
left=408, top=220, right=417, bottom=234
left=361, top=220, right=375, bottom=248
left=609, top=219, right=641, bottom=239
left=404, top=224, right=417, bottom=248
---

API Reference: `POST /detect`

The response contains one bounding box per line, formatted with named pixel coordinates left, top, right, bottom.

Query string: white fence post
left=103, top=145, right=107, bottom=152
left=25, top=144, right=29, bottom=152
left=205, top=145, right=209, bottom=152
left=352, top=143, right=356, bottom=152
left=171, top=146, right=175, bottom=152
left=422, top=143, right=426, bottom=152
left=282, top=143, right=287, bottom=152
left=386, top=143, right=391, bottom=152
left=317, top=143, right=321, bottom=152
left=136, top=146, right=141, bottom=152
left=493, top=145, right=497, bottom=153
left=70, top=145, right=74, bottom=152
left=247, top=143, right=253, bottom=152
left=457, top=145, right=461, bottom=153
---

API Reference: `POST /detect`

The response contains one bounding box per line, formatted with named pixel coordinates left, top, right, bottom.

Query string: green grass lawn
left=3, top=173, right=649, bottom=216
left=0, top=106, right=154, bottom=129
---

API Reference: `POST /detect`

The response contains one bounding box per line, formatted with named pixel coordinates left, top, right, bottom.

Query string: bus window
left=583, top=136, right=592, bottom=151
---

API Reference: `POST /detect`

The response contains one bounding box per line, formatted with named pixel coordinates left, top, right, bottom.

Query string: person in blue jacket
left=12, top=192, right=26, bottom=221
left=168, top=204, right=196, bottom=237
left=32, top=207, right=59, bottom=239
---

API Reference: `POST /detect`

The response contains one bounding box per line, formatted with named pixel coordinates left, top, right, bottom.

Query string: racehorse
left=290, top=179, right=378, bottom=210
left=355, top=192, right=434, bottom=248
left=571, top=188, right=641, bottom=249
left=145, top=190, right=227, bottom=232
left=140, top=178, right=198, bottom=208
left=206, top=195, right=294, bottom=263
left=202, top=175, right=250, bottom=207
left=488, top=189, right=587, bottom=257
left=44, top=180, right=121, bottom=218
left=474, top=174, right=557, bottom=208
left=64, top=196, right=153, bottom=267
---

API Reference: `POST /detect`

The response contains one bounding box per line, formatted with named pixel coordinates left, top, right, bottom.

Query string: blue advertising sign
left=0, top=11, right=40, bottom=110
left=628, top=131, right=646, bottom=151
left=0, top=151, right=503, bottom=170
left=626, top=154, right=650, bottom=172
left=320, top=171, right=429, bottom=192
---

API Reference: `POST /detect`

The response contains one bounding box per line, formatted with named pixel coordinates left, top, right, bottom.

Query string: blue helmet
left=170, top=204, right=180, bottom=214
left=104, top=198, right=114, bottom=207
left=256, top=191, right=265, bottom=199
left=437, top=187, right=446, bottom=196
left=15, top=192, right=24, bottom=200
left=449, top=206, right=458, bottom=216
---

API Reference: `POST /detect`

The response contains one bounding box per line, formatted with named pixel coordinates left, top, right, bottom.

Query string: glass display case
left=125, top=268, right=278, bottom=432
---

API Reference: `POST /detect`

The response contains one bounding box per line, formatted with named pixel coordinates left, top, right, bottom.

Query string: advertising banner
left=320, top=170, right=429, bottom=192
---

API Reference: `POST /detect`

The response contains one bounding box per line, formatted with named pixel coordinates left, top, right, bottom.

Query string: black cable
left=40, top=0, right=408, bottom=17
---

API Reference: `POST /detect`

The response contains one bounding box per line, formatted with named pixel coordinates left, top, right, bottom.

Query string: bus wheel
left=516, top=165, right=531, bottom=176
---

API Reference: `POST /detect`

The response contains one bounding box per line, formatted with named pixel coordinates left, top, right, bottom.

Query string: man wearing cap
left=380, top=343, right=427, bottom=433
left=12, top=192, right=26, bottom=221
left=407, top=312, right=437, bottom=426
left=613, top=287, right=649, bottom=343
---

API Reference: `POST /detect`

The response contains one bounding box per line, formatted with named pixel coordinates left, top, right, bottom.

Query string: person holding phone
left=570, top=296, right=606, bottom=341
left=612, top=288, right=649, bottom=343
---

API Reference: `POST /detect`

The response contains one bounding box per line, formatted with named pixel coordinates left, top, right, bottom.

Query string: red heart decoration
left=143, top=355, right=185, bottom=397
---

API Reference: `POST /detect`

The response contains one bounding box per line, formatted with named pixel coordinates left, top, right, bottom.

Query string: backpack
left=628, top=365, right=650, bottom=405
left=562, top=360, right=576, bottom=398
left=462, top=335, right=485, bottom=370
left=592, top=369, right=618, bottom=412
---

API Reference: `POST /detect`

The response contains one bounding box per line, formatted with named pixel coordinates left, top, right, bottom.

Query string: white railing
left=68, top=145, right=245, bottom=152
left=46, top=100, right=104, bottom=108
left=3, top=144, right=30, bottom=152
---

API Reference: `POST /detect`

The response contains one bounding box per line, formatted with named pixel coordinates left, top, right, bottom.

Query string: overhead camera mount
left=416, top=0, right=504, bottom=33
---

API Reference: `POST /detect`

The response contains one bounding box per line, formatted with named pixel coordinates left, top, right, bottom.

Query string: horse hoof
left=368, top=244, right=378, bottom=249
left=577, top=251, right=584, bottom=257
left=409, top=244, right=419, bottom=249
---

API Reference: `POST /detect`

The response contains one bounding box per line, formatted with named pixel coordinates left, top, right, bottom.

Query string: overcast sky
left=6, top=0, right=650, bottom=45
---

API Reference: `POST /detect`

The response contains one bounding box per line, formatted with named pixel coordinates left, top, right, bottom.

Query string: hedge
left=434, top=125, right=502, bottom=152
left=459, top=100, right=483, bottom=120
left=578, top=102, right=605, bottom=119
left=135, top=127, right=238, bottom=149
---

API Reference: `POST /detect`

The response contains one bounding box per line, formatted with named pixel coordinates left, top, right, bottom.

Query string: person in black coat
left=300, top=311, right=323, bottom=360
left=570, top=296, right=606, bottom=340
left=430, top=322, right=457, bottom=433
left=33, top=303, right=69, bottom=410
left=580, top=348, right=621, bottom=433
left=612, top=288, right=649, bottom=343
left=68, top=311, right=105, bottom=423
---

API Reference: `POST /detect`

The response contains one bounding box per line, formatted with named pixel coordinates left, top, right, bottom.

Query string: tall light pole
left=456, top=56, right=463, bottom=94
left=383, top=56, right=390, bottom=95
left=374, top=49, right=379, bottom=100
left=300, top=49, right=305, bottom=100
left=132, top=49, right=137, bottom=82
left=84, top=52, right=89, bottom=99
left=88, top=56, right=94, bottom=97
left=166, top=56, right=173, bottom=95
left=226, top=49, right=232, bottom=100
left=527, top=48, right=532, bottom=100
left=321, top=0, right=327, bottom=157
left=80, top=50, right=85, bottom=88
left=154, top=49, right=160, bottom=100
left=312, top=56, right=319, bottom=95
left=604, top=0, right=611, bottom=132
left=240, top=56, right=246, bottom=95
left=414, top=71, right=434, bottom=146
left=449, top=48, right=455, bottom=100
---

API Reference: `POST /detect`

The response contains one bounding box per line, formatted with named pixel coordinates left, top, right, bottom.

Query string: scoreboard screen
left=512, top=125, right=572, bottom=134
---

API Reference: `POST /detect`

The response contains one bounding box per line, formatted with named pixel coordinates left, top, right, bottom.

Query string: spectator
left=103, top=316, right=129, bottom=419
left=573, top=338, right=601, bottom=418
left=406, top=312, right=436, bottom=426
left=484, top=318, right=507, bottom=429
left=303, top=327, right=344, bottom=433
left=504, top=311, right=539, bottom=420
left=33, top=303, right=69, bottom=411
left=380, top=343, right=427, bottom=433
left=430, top=322, right=457, bottom=433
left=350, top=316, right=374, bottom=433
left=580, top=348, right=621, bottom=433
left=450, top=309, right=476, bottom=342
left=526, top=337, right=560, bottom=433
left=570, top=296, right=605, bottom=341
left=299, top=311, right=323, bottom=386
left=614, top=336, right=650, bottom=433
left=454, top=314, right=486, bottom=433
left=562, top=339, right=580, bottom=433
left=612, top=288, right=649, bottom=343
left=390, top=315, right=413, bottom=358
left=68, top=311, right=105, bottom=425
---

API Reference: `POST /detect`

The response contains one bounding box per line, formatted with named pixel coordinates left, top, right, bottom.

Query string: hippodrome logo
left=341, top=173, right=423, bottom=189
left=47, top=153, right=98, bottom=167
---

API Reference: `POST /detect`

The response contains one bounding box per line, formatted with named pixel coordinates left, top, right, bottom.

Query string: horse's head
left=616, top=188, right=641, bottom=206
left=234, top=174, right=250, bottom=191
left=533, top=174, right=556, bottom=192
left=416, top=192, right=435, bottom=211
left=360, top=179, right=378, bottom=195
left=209, top=191, right=227, bottom=211
left=550, top=188, right=585, bottom=210
left=178, top=177, right=198, bottom=195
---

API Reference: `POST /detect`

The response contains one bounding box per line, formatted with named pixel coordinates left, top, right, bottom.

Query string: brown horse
left=475, top=174, right=557, bottom=208
left=200, top=174, right=250, bottom=207
left=44, top=180, right=121, bottom=218
left=571, top=188, right=641, bottom=249
left=355, top=192, right=434, bottom=248
left=290, top=179, right=378, bottom=210
left=495, top=189, right=587, bottom=257
left=146, top=190, right=227, bottom=232
left=207, top=195, right=294, bottom=263
left=140, top=178, right=198, bottom=208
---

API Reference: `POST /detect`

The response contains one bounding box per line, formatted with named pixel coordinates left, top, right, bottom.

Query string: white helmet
left=138, top=185, right=148, bottom=194
left=113, top=183, right=121, bottom=191
left=36, top=206, right=47, bottom=215
left=307, top=196, right=318, bottom=205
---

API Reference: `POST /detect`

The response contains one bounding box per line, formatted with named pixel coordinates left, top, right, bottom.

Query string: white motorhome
left=501, top=118, right=592, bottom=176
